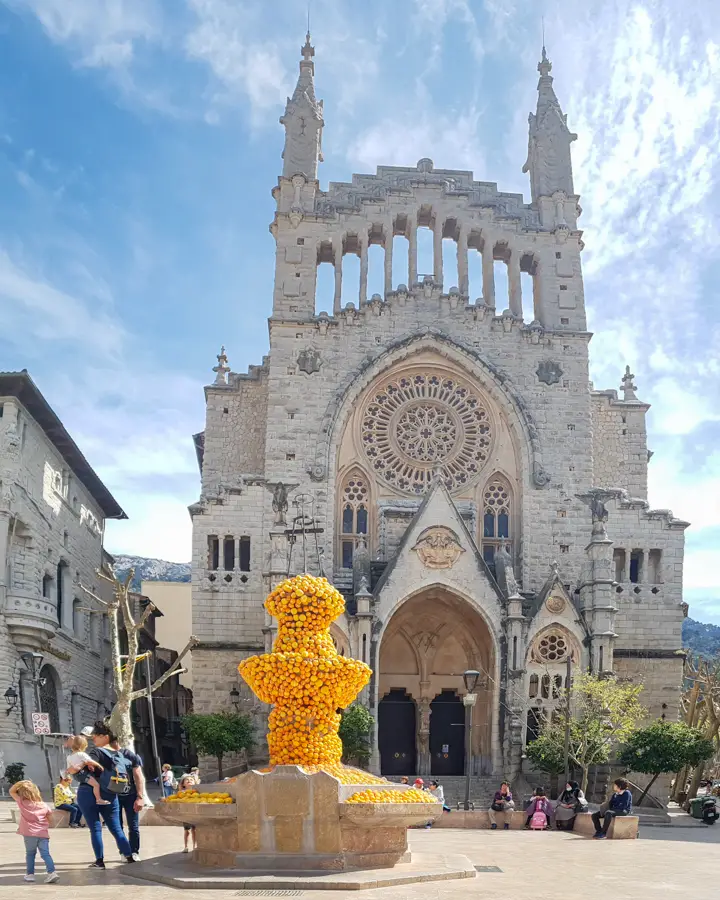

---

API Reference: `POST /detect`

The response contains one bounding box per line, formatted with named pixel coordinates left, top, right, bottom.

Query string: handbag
left=491, top=801, right=504, bottom=811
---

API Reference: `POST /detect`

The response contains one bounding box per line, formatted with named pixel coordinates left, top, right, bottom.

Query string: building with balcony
left=0, top=371, right=126, bottom=785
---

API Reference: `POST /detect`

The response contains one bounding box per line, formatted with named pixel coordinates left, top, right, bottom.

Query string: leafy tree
left=339, top=704, right=374, bottom=766
left=182, top=712, right=254, bottom=780
left=621, top=720, right=715, bottom=804
left=524, top=730, right=566, bottom=780
left=530, top=674, right=646, bottom=793
left=4, top=762, right=25, bottom=784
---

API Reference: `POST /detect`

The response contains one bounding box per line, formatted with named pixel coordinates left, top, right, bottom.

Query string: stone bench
left=574, top=812, right=639, bottom=839
left=432, top=808, right=639, bottom=838
left=10, top=808, right=70, bottom=829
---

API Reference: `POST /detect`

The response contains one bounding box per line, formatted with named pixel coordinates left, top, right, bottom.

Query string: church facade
left=189, top=37, right=689, bottom=783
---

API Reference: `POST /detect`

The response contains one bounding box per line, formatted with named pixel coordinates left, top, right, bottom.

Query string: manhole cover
left=475, top=865, right=502, bottom=872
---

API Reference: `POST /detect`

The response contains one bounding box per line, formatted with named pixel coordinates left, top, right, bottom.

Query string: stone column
left=332, top=239, right=343, bottom=313
left=457, top=227, right=468, bottom=295
left=384, top=228, right=393, bottom=296
left=579, top=522, right=616, bottom=674
left=355, top=583, right=373, bottom=706
left=433, top=221, right=443, bottom=286
left=359, top=237, right=368, bottom=307
left=482, top=236, right=495, bottom=309
left=408, top=216, right=417, bottom=287
left=0, top=511, right=10, bottom=587
left=417, top=695, right=431, bottom=776
left=504, top=593, right=527, bottom=778
left=508, top=246, right=522, bottom=317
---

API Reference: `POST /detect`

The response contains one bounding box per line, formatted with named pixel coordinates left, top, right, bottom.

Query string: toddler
left=67, top=734, right=110, bottom=805
left=9, top=780, right=59, bottom=883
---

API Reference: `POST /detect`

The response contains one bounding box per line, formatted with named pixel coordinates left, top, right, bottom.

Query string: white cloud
left=6, top=0, right=161, bottom=66
left=0, top=251, right=126, bottom=358
left=348, top=108, right=484, bottom=174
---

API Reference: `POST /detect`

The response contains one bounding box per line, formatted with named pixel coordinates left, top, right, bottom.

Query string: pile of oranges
left=238, top=575, right=372, bottom=766
left=346, top=789, right=432, bottom=804
left=164, top=790, right=234, bottom=805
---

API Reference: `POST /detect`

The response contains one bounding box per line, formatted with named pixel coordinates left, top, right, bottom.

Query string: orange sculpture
left=238, top=574, right=372, bottom=766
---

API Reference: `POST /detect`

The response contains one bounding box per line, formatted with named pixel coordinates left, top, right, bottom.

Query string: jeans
left=591, top=809, right=622, bottom=834
left=24, top=837, right=55, bottom=875
left=118, top=794, right=140, bottom=855
left=162, top=783, right=174, bottom=797
left=56, top=803, right=83, bottom=826
left=76, top=786, right=132, bottom=861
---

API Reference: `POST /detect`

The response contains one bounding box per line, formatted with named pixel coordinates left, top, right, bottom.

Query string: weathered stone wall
left=591, top=392, right=649, bottom=499
left=0, top=396, right=113, bottom=786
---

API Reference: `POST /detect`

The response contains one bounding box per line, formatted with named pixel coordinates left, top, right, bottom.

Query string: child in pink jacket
left=10, top=780, right=59, bottom=883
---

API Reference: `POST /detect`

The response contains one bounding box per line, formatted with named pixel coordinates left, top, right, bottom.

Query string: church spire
left=280, top=32, right=324, bottom=181
left=522, top=45, right=577, bottom=204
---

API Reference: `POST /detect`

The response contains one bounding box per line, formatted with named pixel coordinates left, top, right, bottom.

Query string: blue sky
left=0, top=0, right=718, bottom=623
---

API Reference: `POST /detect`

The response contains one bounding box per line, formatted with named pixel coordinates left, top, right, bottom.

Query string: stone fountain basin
left=155, top=783, right=237, bottom=826
left=339, top=801, right=442, bottom=828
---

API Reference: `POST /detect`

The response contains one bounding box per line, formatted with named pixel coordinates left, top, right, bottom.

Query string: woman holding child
left=67, top=722, right=136, bottom=869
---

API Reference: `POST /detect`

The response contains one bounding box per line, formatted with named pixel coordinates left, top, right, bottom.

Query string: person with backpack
left=67, top=721, right=136, bottom=869
left=524, top=786, right=553, bottom=830
left=108, top=737, right=147, bottom=859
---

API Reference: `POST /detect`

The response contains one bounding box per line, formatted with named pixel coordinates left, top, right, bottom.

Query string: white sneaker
left=23, top=875, right=35, bottom=882
left=44, top=873, right=59, bottom=884
left=131, top=854, right=141, bottom=862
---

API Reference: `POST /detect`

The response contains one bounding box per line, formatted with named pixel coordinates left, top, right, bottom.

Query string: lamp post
left=20, top=652, right=54, bottom=789
left=563, top=654, right=573, bottom=787
left=229, top=687, right=240, bottom=711
left=462, top=669, right=480, bottom=811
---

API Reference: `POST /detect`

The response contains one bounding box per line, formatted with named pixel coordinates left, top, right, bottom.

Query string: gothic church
left=189, top=36, right=689, bottom=786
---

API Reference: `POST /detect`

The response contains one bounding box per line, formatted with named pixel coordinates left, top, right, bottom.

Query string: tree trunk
left=217, top=754, right=224, bottom=781
left=637, top=772, right=660, bottom=806
left=581, top=766, right=589, bottom=795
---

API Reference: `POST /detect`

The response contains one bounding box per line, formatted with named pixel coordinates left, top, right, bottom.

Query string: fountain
left=142, top=575, right=475, bottom=889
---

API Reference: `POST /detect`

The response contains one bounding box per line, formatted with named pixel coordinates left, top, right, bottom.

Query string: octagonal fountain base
left=132, top=766, right=475, bottom=890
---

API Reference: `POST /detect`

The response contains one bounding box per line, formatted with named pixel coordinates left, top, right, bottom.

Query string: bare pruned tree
left=79, top=564, right=196, bottom=749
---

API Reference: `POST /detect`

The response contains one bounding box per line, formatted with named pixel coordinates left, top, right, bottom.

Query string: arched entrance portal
left=378, top=588, right=495, bottom=777
left=378, top=689, right=416, bottom=776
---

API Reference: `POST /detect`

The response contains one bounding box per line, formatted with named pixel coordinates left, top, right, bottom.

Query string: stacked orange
left=346, top=789, right=430, bottom=804
left=238, top=575, right=372, bottom=766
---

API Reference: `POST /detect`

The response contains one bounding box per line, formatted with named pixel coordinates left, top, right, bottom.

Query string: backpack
left=530, top=800, right=548, bottom=830
left=97, top=748, right=132, bottom=797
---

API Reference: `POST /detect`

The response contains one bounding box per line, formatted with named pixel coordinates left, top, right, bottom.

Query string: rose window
left=535, top=632, right=569, bottom=662
left=361, top=372, right=493, bottom=494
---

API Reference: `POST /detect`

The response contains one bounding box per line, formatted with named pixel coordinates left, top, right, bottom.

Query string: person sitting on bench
left=591, top=778, right=633, bottom=839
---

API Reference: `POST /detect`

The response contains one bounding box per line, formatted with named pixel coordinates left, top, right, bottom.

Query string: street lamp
left=4, top=685, right=18, bottom=716
left=462, top=670, right=481, bottom=810
left=229, top=687, right=240, bottom=711
left=20, top=651, right=44, bottom=680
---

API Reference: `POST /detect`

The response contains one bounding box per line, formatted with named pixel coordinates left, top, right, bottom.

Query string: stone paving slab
left=1, top=823, right=719, bottom=898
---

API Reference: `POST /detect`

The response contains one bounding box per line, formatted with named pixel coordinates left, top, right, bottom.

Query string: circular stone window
left=536, top=632, right=569, bottom=662
left=360, top=371, right=493, bottom=494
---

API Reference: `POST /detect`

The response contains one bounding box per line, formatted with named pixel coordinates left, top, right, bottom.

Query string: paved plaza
left=0, top=817, right=717, bottom=899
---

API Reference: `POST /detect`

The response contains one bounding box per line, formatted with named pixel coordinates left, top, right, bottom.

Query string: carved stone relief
left=412, top=526, right=465, bottom=569
left=536, top=360, right=563, bottom=385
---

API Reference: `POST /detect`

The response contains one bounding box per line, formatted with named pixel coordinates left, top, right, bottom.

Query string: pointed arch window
left=481, top=477, right=512, bottom=570
left=339, top=472, right=370, bottom=569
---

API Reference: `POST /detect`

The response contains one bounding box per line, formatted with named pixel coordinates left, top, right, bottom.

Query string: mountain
left=112, top=555, right=191, bottom=592
left=682, top=617, right=720, bottom=659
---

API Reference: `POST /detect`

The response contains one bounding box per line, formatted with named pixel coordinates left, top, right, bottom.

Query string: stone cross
left=213, top=346, right=231, bottom=385
left=620, top=365, right=637, bottom=400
